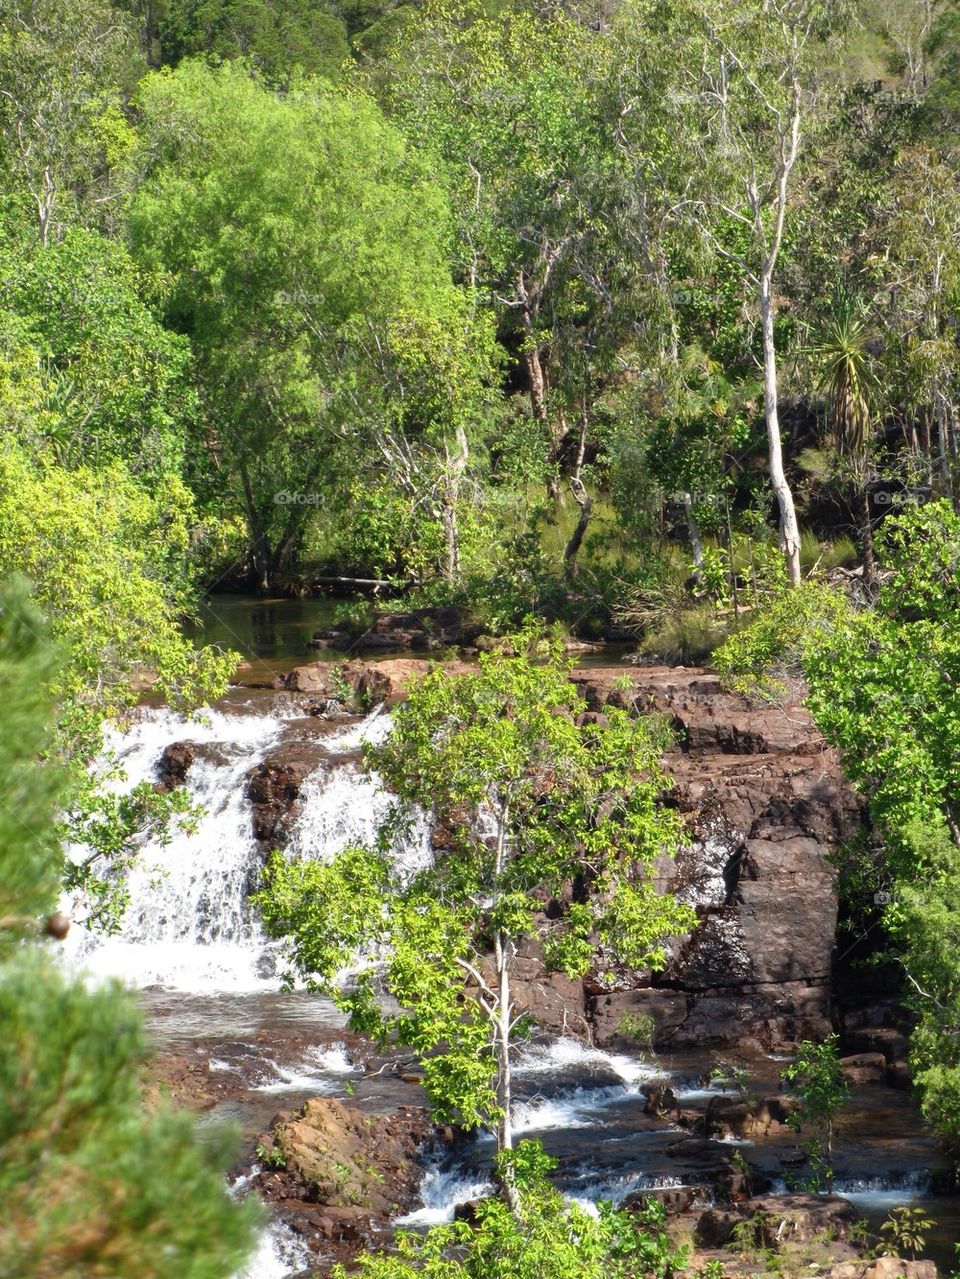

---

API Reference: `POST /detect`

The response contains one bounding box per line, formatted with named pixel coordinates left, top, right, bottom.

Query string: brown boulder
left=155, top=741, right=195, bottom=792
left=841, top=1052, right=888, bottom=1086
left=704, top=1095, right=791, bottom=1140
left=830, top=1262, right=938, bottom=1279
left=246, top=752, right=320, bottom=844
left=264, top=1098, right=430, bottom=1218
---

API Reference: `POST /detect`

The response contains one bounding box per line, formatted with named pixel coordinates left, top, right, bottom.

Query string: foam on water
left=515, top=1037, right=660, bottom=1086
left=255, top=1043, right=358, bottom=1093
left=395, top=1166, right=495, bottom=1227
left=235, top=1221, right=312, bottom=1279
left=512, top=1084, right=642, bottom=1135
left=566, top=1170, right=685, bottom=1212
left=287, top=762, right=431, bottom=880
left=63, top=704, right=429, bottom=993
left=769, top=1172, right=930, bottom=1213
left=322, top=702, right=393, bottom=750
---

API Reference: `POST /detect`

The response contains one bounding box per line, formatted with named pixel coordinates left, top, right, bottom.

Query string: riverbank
left=60, top=600, right=960, bottom=1275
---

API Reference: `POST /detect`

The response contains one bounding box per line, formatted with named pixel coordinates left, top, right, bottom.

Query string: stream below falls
left=58, top=650, right=960, bottom=1275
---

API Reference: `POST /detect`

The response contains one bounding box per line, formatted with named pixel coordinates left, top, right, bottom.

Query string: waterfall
left=62, top=701, right=427, bottom=993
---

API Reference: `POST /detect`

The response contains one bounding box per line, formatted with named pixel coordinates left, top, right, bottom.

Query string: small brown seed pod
left=44, top=911, right=71, bottom=940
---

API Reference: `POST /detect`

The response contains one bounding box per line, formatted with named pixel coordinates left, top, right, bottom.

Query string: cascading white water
left=59, top=696, right=945, bottom=1274
left=63, top=705, right=289, bottom=990
left=63, top=702, right=429, bottom=993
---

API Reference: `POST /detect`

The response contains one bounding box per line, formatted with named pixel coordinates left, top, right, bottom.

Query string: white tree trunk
left=760, top=272, right=802, bottom=586
left=491, top=801, right=520, bottom=1214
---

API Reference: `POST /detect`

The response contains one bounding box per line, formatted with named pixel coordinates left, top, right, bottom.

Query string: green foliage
left=616, top=1013, right=656, bottom=1050
left=0, top=578, right=66, bottom=940
left=0, top=447, right=236, bottom=928
left=155, top=0, right=351, bottom=84
left=781, top=1036, right=850, bottom=1189
left=878, top=498, right=960, bottom=622
left=257, top=632, right=694, bottom=1144
left=713, top=582, right=851, bottom=700
left=879, top=1205, right=934, bottom=1260
left=0, top=447, right=235, bottom=719
left=0, top=579, right=260, bottom=1279
left=330, top=1142, right=688, bottom=1279
left=130, top=58, right=495, bottom=587
left=0, top=222, right=196, bottom=478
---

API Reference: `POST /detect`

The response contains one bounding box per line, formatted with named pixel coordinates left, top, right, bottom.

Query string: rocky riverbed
left=62, top=636, right=960, bottom=1276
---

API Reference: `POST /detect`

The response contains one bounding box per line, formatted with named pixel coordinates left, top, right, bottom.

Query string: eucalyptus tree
left=0, top=0, right=143, bottom=244
left=611, top=0, right=855, bottom=586
left=376, top=0, right=661, bottom=520
left=130, top=60, right=495, bottom=589
left=257, top=635, right=695, bottom=1211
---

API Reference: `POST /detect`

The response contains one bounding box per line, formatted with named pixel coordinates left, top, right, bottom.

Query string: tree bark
left=682, top=491, right=705, bottom=574
left=442, top=424, right=469, bottom=582
left=856, top=483, right=876, bottom=594
left=491, top=800, right=520, bottom=1215
left=760, top=271, right=802, bottom=586
left=239, top=462, right=272, bottom=593
left=563, top=410, right=593, bottom=577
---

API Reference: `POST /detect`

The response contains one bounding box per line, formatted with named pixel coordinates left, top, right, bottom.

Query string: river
left=61, top=596, right=960, bottom=1274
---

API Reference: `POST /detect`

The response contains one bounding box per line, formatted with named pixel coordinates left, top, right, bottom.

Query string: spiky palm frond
left=803, top=290, right=877, bottom=472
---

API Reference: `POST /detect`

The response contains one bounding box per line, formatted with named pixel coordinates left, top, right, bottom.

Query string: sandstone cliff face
left=268, top=659, right=863, bottom=1051
left=572, top=666, right=862, bottom=1051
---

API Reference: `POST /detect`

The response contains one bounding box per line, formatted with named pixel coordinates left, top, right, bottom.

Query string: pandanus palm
left=804, top=291, right=878, bottom=589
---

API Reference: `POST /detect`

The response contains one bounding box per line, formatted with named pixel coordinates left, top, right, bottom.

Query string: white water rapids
left=59, top=698, right=940, bottom=1276
left=61, top=700, right=433, bottom=1278
left=62, top=702, right=428, bottom=992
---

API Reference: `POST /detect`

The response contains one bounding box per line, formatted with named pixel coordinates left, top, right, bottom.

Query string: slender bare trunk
left=857, top=484, right=876, bottom=593
left=682, top=491, right=705, bottom=574
left=563, top=409, right=593, bottom=577
left=935, top=389, right=953, bottom=500
left=442, top=425, right=468, bottom=582
left=760, top=272, right=801, bottom=586
left=491, top=801, right=520, bottom=1214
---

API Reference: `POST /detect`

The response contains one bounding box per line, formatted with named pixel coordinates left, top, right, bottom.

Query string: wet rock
left=260, top=1098, right=431, bottom=1219
left=350, top=606, right=482, bottom=653
left=307, top=629, right=352, bottom=651
left=703, top=1095, right=793, bottom=1140
left=830, top=1261, right=938, bottom=1279
left=643, top=1083, right=678, bottom=1117
left=841, top=1052, right=888, bottom=1086
left=742, top=1193, right=862, bottom=1244
left=279, top=657, right=473, bottom=707
left=246, top=753, right=319, bottom=844
left=696, top=1193, right=862, bottom=1248
left=623, top=1185, right=710, bottom=1216
left=694, top=1205, right=741, bottom=1247
left=844, top=1026, right=911, bottom=1064
left=888, top=1059, right=913, bottom=1089
left=506, top=965, right=590, bottom=1039
left=155, top=741, right=195, bottom=791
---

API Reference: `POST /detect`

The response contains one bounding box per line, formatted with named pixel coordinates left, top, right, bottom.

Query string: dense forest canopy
left=4, top=0, right=960, bottom=611
left=7, top=0, right=960, bottom=1273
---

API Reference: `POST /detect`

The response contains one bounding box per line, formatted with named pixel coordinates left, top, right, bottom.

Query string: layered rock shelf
left=268, top=658, right=865, bottom=1054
